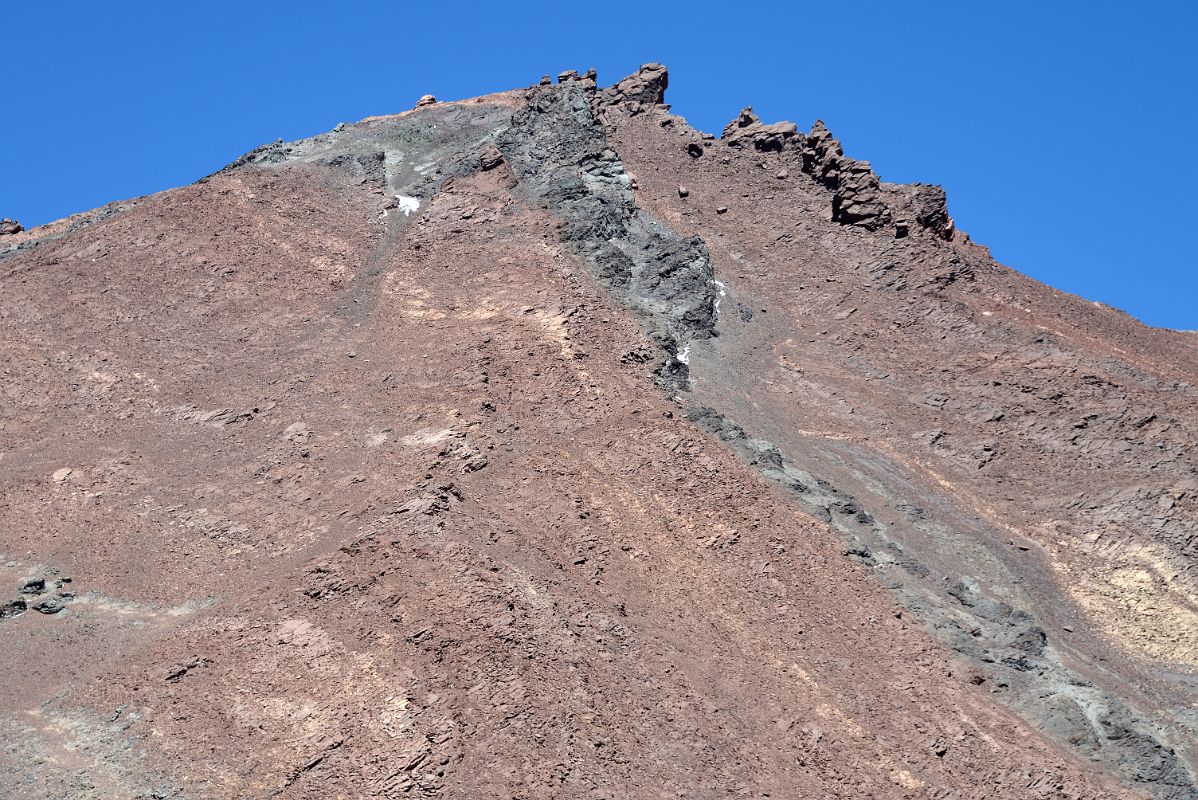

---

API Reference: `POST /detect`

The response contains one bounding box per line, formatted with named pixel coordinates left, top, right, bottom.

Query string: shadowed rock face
left=1, top=65, right=1194, bottom=799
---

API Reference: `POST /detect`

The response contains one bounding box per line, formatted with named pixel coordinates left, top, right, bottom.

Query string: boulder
left=721, top=107, right=799, bottom=152
left=18, top=577, right=45, bottom=595
left=0, top=599, right=26, bottom=618
left=0, top=218, right=21, bottom=236
left=601, top=63, right=669, bottom=106
left=33, top=596, right=66, bottom=615
left=415, top=94, right=437, bottom=108
left=479, top=144, right=505, bottom=171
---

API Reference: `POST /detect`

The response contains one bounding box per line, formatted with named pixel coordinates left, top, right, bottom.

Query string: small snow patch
left=396, top=195, right=420, bottom=217
left=713, top=279, right=727, bottom=314
left=677, top=345, right=691, bottom=365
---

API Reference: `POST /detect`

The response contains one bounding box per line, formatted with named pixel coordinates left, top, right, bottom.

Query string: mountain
left=1, top=64, right=1195, bottom=799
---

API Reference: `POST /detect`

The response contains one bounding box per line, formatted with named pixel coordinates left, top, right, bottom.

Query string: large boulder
left=479, top=144, right=505, bottom=171
left=601, top=63, right=669, bottom=107
left=0, top=218, right=22, bottom=236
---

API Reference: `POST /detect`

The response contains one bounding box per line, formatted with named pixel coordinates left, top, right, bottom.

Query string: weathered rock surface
left=0, top=64, right=1194, bottom=800
left=832, top=158, right=891, bottom=230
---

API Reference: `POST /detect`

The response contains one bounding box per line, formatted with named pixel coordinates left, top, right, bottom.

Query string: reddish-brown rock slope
left=1, top=66, right=1194, bottom=799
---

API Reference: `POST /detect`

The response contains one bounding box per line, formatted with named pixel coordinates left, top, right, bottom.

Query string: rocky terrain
left=1, top=65, right=1194, bottom=799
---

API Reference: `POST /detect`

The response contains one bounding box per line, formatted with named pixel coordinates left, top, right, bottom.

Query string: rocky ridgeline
left=720, top=105, right=954, bottom=239
left=723, top=106, right=955, bottom=239
left=590, top=63, right=955, bottom=241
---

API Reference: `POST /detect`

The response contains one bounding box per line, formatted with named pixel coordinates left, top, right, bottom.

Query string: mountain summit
left=2, top=65, right=1195, bottom=799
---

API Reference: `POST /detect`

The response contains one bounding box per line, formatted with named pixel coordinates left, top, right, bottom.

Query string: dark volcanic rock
left=32, top=596, right=66, bottom=615
left=18, top=577, right=45, bottom=595
left=0, top=599, right=27, bottom=618
left=498, top=79, right=718, bottom=387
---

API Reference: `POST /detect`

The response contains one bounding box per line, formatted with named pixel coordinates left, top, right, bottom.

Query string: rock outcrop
left=721, top=107, right=800, bottom=152
left=598, top=62, right=669, bottom=109
left=892, top=182, right=955, bottom=239
left=0, top=218, right=22, bottom=235
left=832, top=158, right=891, bottom=231
left=714, top=108, right=953, bottom=239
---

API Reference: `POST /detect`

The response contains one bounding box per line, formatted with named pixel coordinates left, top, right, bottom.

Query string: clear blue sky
left=3, top=1, right=1195, bottom=329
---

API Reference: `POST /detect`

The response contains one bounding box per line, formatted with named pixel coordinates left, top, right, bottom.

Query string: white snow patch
left=396, top=195, right=420, bottom=217
left=677, top=345, right=691, bottom=365
left=713, top=279, right=727, bottom=314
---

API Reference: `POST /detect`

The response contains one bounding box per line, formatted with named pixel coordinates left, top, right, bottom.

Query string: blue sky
left=3, top=1, right=1195, bottom=329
